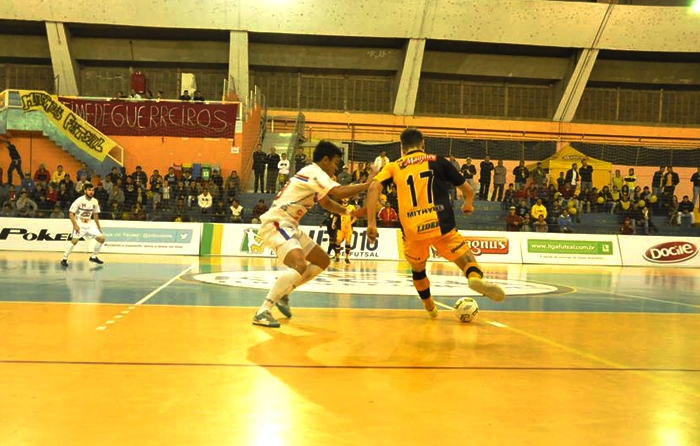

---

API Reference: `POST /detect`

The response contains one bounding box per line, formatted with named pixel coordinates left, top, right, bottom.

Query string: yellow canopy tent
left=526, top=144, right=612, bottom=191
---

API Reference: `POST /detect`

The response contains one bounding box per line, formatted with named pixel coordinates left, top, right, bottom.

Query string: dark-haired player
left=61, top=183, right=106, bottom=266
left=366, top=128, right=505, bottom=318
left=252, top=141, right=371, bottom=327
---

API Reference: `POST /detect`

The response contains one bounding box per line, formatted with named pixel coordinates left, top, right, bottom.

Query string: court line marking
left=0, top=359, right=698, bottom=372
left=134, top=265, right=194, bottom=306
left=2, top=300, right=699, bottom=315
left=442, top=297, right=700, bottom=399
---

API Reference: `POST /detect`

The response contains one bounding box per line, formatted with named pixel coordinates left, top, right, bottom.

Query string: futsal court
left=0, top=250, right=699, bottom=446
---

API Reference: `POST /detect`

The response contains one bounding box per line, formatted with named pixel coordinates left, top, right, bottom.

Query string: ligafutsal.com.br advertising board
left=527, top=239, right=614, bottom=255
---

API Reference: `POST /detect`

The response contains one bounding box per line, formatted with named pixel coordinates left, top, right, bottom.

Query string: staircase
left=0, top=90, right=122, bottom=177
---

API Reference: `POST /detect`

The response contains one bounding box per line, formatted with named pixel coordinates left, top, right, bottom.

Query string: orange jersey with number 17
left=373, top=150, right=466, bottom=241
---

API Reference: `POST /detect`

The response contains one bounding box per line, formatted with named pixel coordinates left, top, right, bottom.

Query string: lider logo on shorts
left=464, top=237, right=509, bottom=256
left=643, top=241, right=698, bottom=263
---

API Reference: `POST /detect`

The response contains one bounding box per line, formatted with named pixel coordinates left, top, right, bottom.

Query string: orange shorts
left=403, top=229, right=473, bottom=264
left=336, top=228, right=353, bottom=246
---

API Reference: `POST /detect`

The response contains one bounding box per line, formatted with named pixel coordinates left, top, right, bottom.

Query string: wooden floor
left=0, top=251, right=699, bottom=446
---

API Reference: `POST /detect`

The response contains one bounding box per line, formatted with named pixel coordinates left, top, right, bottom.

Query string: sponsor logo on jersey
left=643, top=241, right=698, bottom=263
left=398, top=154, right=436, bottom=168
left=417, top=220, right=439, bottom=233
left=406, top=205, right=444, bottom=218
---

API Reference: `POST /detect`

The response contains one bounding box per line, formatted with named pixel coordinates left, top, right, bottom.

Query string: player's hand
left=367, top=225, right=379, bottom=243
left=461, top=202, right=474, bottom=216
left=72, top=224, right=80, bottom=232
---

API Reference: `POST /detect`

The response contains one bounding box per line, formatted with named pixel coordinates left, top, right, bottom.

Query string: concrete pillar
left=552, top=48, right=599, bottom=123
left=228, top=30, right=249, bottom=102
left=45, top=22, right=80, bottom=95
left=393, top=38, right=426, bottom=116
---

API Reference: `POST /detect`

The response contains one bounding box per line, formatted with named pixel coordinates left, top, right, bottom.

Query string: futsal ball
left=597, top=197, right=605, bottom=204
left=649, top=195, right=658, bottom=203
left=568, top=207, right=577, bottom=215
left=637, top=200, right=646, bottom=208
left=453, top=297, right=479, bottom=323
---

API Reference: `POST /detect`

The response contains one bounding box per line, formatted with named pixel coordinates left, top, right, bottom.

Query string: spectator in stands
left=611, top=169, right=624, bottom=192
left=631, top=185, right=642, bottom=202
left=51, top=165, right=66, bottom=184
left=562, top=183, right=575, bottom=201
left=565, top=163, right=579, bottom=192
left=144, top=91, right=154, bottom=100
left=506, top=206, right=522, bottom=231
left=478, top=155, right=494, bottom=200
left=20, top=172, right=35, bottom=194
left=198, top=185, right=214, bottom=213
left=503, top=183, right=516, bottom=209
left=113, top=91, right=125, bottom=99
left=132, top=203, right=147, bottom=221
left=527, top=184, right=539, bottom=207
left=225, top=170, right=241, bottom=200
left=531, top=161, right=546, bottom=188
left=533, top=214, right=548, bottom=233
left=212, top=200, right=228, bottom=223
left=123, top=176, right=138, bottom=208
left=164, top=167, right=177, bottom=190
left=663, top=166, right=680, bottom=207
left=619, top=193, right=633, bottom=216
left=34, top=184, right=51, bottom=211
left=15, top=190, right=37, bottom=217
left=1, top=203, right=15, bottom=217
left=193, top=90, right=205, bottom=101
left=129, top=89, right=142, bottom=99
left=651, top=165, right=665, bottom=199
left=461, top=157, right=477, bottom=190
left=515, top=199, right=529, bottom=219
left=491, top=160, right=507, bottom=202
left=33, top=164, right=50, bottom=185
left=1, top=137, right=25, bottom=184
left=293, top=148, right=307, bottom=175
left=624, top=168, right=637, bottom=190
left=94, top=183, right=109, bottom=211
left=567, top=196, right=582, bottom=223
left=556, top=172, right=566, bottom=192
left=620, top=216, right=635, bottom=235
left=56, top=183, right=71, bottom=209
left=691, top=167, right=700, bottom=211
left=49, top=205, right=64, bottom=219
left=531, top=198, right=547, bottom=221
left=0, top=163, right=4, bottom=187
left=230, top=199, right=244, bottom=223
left=172, top=198, right=190, bottom=222
left=598, top=186, right=612, bottom=212
left=210, top=168, right=224, bottom=193
left=678, top=195, right=695, bottom=226
left=513, top=160, right=529, bottom=191
left=378, top=201, right=398, bottom=227
left=278, top=153, right=291, bottom=188
left=558, top=209, right=573, bottom=233
left=75, top=174, right=88, bottom=196
left=131, top=166, right=147, bottom=184
left=266, top=148, right=281, bottom=194
left=179, top=90, right=191, bottom=101
left=106, top=166, right=121, bottom=185
left=252, top=145, right=267, bottom=193
left=374, top=150, right=390, bottom=172
left=610, top=185, right=621, bottom=214
left=337, top=166, right=352, bottom=186
left=251, top=199, right=268, bottom=224
left=351, top=163, right=365, bottom=183
left=156, top=91, right=164, bottom=100
left=102, top=175, right=114, bottom=196
left=579, top=159, right=593, bottom=192
left=76, top=163, right=91, bottom=182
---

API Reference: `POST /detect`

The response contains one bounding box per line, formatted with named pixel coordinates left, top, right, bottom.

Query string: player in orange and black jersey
left=365, top=128, right=505, bottom=318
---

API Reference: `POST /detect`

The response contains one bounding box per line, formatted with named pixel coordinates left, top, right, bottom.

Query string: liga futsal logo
left=240, top=227, right=267, bottom=254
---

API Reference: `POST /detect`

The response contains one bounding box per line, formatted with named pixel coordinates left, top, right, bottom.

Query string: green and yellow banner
left=18, top=90, right=119, bottom=162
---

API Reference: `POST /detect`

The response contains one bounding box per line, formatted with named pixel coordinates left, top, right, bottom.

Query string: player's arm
left=366, top=180, right=382, bottom=243
left=440, top=157, right=474, bottom=216
left=456, top=181, right=475, bottom=215
left=318, top=195, right=353, bottom=216
left=68, top=212, right=80, bottom=232
left=327, top=182, right=370, bottom=200
left=93, top=213, right=103, bottom=232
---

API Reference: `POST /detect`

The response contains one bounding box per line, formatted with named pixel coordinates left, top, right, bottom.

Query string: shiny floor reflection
left=0, top=251, right=698, bottom=446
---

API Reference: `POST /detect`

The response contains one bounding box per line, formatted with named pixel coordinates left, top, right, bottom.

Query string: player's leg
left=435, top=231, right=505, bottom=302
left=403, top=238, right=437, bottom=318
left=61, top=229, right=80, bottom=266
left=334, top=229, right=344, bottom=262
left=274, top=234, right=329, bottom=319
left=88, top=225, right=106, bottom=264
left=343, top=230, right=352, bottom=264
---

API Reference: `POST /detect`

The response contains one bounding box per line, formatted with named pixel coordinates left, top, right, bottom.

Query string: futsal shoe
left=468, top=277, right=506, bottom=302
left=344, top=257, right=350, bottom=265
left=423, top=299, right=438, bottom=318
left=60, top=259, right=68, bottom=267
left=89, top=256, right=105, bottom=265
left=275, top=295, right=292, bottom=319
left=253, top=310, right=280, bottom=328
left=334, top=255, right=340, bottom=262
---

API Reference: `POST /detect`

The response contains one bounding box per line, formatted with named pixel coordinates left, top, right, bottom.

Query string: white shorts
left=72, top=221, right=103, bottom=241
left=258, top=220, right=316, bottom=261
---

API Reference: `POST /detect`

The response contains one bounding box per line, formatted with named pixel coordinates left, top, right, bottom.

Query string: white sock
left=292, top=264, right=324, bottom=290
left=93, top=241, right=104, bottom=257
left=63, top=242, right=76, bottom=260
left=257, top=269, right=302, bottom=315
